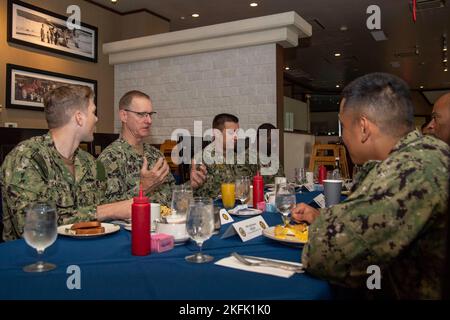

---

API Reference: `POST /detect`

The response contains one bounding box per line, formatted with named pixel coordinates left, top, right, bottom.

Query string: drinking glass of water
left=235, top=176, right=250, bottom=205
left=294, top=168, right=307, bottom=186
left=170, top=185, right=193, bottom=222
left=185, top=197, right=215, bottom=263
left=275, top=183, right=296, bottom=226
left=23, top=202, right=57, bottom=272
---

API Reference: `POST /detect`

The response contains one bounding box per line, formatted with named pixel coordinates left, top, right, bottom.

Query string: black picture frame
left=7, top=0, right=98, bottom=62
left=6, top=63, right=97, bottom=111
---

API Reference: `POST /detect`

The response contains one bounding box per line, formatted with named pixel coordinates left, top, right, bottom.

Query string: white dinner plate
left=112, top=220, right=158, bottom=232
left=228, top=208, right=263, bottom=216
left=262, top=226, right=307, bottom=247
left=58, top=223, right=120, bottom=238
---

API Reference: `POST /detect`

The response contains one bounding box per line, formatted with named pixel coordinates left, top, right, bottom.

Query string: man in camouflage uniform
left=194, top=113, right=258, bottom=198
left=1, top=85, right=132, bottom=241
left=292, top=73, right=449, bottom=299
left=427, top=92, right=450, bottom=146
left=98, top=91, right=206, bottom=207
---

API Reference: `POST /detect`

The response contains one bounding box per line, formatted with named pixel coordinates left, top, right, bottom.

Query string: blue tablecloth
left=0, top=192, right=333, bottom=300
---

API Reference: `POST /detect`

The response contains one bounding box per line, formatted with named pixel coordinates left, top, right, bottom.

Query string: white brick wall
left=114, top=44, right=277, bottom=144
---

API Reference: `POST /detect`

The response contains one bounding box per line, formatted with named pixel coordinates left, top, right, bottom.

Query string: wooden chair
left=308, top=144, right=349, bottom=178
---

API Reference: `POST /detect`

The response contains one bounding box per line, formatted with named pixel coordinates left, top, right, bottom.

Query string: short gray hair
left=118, top=90, right=151, bottom=110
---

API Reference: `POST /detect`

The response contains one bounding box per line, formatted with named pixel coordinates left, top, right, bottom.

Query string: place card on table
left=221, top=215, right=269, bottom=242
left=304, top=183, right=315, bottom=192
left=219, top=209, right=234, bottom=225
left=312, top=193, right=326, bottom=208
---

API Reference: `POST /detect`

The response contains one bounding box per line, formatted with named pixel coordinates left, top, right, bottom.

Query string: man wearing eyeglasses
left=98, top=90, right=206, bottom=206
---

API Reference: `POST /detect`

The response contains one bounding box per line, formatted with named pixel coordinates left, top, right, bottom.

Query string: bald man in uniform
left=428, top=93, right=450, bottom=145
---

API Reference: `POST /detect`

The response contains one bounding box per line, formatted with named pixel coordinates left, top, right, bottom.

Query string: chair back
left=308, top=144, right=349, bottom=178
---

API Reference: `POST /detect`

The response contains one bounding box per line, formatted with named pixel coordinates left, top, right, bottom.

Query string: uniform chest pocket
left=44, top=179, right=73, bottom=208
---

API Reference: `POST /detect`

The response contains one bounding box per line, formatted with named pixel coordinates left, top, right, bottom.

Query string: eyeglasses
left=124, top=109, right=157, bottom=119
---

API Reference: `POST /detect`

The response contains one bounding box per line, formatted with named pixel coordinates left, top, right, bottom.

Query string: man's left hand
left=190, top=160, right=207, bottom=189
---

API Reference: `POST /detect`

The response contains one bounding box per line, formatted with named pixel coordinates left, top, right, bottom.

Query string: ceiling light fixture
left=285, top=67, right=290, bottom=71
left=192, top=13, right=200, bottom=18
left=336, top=85, right=340, bottom=88
left=111, top=0, right=117, bottom=3
left=334, top=53, right=341, bottom=57
left=420, top=86, right=424, bottom=89
left=250, top=2, right=258, bottom=7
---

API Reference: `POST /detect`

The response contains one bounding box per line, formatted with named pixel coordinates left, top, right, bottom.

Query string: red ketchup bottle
left=252, top=171, right=264, bottom=210
left=131, top=185, right=151, bottom=256
left=318, top=165, right=327, bottom=184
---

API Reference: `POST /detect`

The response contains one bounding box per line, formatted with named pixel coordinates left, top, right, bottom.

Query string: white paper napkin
left=228, top=204, right=248, bottom=214
left=215, top=256, right=302, bottom=278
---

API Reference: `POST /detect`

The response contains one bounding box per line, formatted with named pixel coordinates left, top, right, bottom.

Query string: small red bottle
left=253, top=171, right=264, bottom=209
left=318, top=165, right=327, bottom=184
left=131, top=185, right=151, bottom=256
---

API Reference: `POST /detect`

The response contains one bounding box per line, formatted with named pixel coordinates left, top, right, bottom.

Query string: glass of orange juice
left=221, top=182, right=236, bottom=209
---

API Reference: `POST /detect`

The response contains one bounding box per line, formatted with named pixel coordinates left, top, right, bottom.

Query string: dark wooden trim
left=8, top=0, right=98, bottom=62
left=276, top=44, right=284, bottom=166
left=284, top=129, right=312, bottom=135
left=6, top=63, right=97, bottom=112
left=284, top=74, right=344, bottom=95
left=310, top=110, right=339, bottom=113
left=83, top=0, right=170, bottom=22
left=418, top=87, right=450, bottom=106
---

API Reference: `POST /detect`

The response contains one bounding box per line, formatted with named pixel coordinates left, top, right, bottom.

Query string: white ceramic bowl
left=156, top=221, right=188, bottom=241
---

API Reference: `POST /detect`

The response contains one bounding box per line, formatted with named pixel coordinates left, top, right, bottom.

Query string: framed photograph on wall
left=7, top=0, right=98, bottom=62
left=6, top=64, right=97, bottom=111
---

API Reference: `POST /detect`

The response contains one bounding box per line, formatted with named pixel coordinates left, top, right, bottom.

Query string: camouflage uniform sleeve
left=1, top=152, right=47, bottom=240
left=193, top=163, right=219, bottom=198
left=302, top=159, right=447, bottom=288
left=146, top=147, right=175, bottom=207
left=61, top=153, right=102, bottom=224
left=97, top=148, right=131, bottom=202
left=236, top=163, right=258, bottom=180
left=194, top=147, right=259, bottom=198
left=1, top=152, right=94, bottom=241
